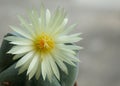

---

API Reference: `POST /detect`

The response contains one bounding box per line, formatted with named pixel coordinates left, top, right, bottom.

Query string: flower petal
left=53, top=49, right=76, bottom=66
left=27, top=54, right=39, bottom=80
left=56, top=46, right=76, bottom=55
left=40, top=4, right=46, bottom=29
left=9, top=26, right=33, bottom=40
left=5, top=36, right=33, bottom=45
left=8, top=46, right=33, bottom=54
left=41, top=54, right=53, bottom=82
left=18, top=57, right=32, bottom=74
left=62, top=24, right=77, bottom=34
left=5, top=36, right=31, bottom=41
left=52, top=54, right=68, bottom=74
left=57, top=44, right=83, bottom=50
left=46, top=9, right=51, bottom=25
left=56, top=33, right=82, bottom=43
left=49, top=55, right=60, bottom=80
left=52, top=18, right=68, bottom=35
left=28, top=10, right=41, bottom=35
left=27, top=53, right=39, bottom=74
left=45, top=56, right=53, bottom=82
left=47, top=8, right=66, bottom=33
left=13, top=53, right=26, bottom=60
left=18, top=16, right=36, bottom=37
left=41, top=57, right=47, bottom=80
left=15, top=51, right=34, bottom=68
left=62, top=52, right=80, bottom=62
left=35, top=62, right=41, bottom=80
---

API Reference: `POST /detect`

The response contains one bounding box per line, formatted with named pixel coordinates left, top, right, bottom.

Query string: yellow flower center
left=34, top=32, right=55, bottom=53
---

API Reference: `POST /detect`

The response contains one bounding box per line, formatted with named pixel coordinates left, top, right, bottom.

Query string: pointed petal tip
left=64, top=69, right=68, bottom=75
left=18, top=70, right=22, bottom=75
left=57, top=75, right=60, bottom=81
left=41, top=69, right=47, bottom=81
left=77, top=59, right=80, bottom=62
left=46, top=9, right=50, bottom=12
left=73, top=58, right=80, bottom=63
left=79, top=60, right=82, bottom=63
left=28, top=75, right=32, bottom=80
left=27, top=71, right=29, bottom=75
left=7, top=51, right=12, bottom=54
left=70, top=62, right=76, bottom=67
left=3, top=37, right=8, bottom=41
left=42, top=75, right=46, bottom=81
left=15, top=64, right=19, bottom=69
left=7, top=51, right=10, bottom=54
left=13, top=57, right=16, bottom=60
left=9, top=25, right=12, bottom=28
left=35, top=76, right=39, bottom=80
left=80, top=38, right=83, bottom=40
left=79, top=46, right=84, bottom=50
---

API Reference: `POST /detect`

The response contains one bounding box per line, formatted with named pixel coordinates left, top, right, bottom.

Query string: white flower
left=5, top=6, right=82, bottom=82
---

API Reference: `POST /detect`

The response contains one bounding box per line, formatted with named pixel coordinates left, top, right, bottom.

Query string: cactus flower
left=4, top=5, right=82, bottom=82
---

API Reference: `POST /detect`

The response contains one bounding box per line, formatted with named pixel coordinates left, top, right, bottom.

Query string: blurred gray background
left=0, top=0, right=120, bottom=86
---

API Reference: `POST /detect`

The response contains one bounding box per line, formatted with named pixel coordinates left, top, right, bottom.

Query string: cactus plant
left=0, top=34, right=79, bottom=86
left=0, top=4, right=81, bottom=86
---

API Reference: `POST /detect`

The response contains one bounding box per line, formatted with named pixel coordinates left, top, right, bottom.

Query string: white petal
left=8, top=46, right=33, bottom=54
left=56, top=33, right=82, bottom=43
left=52, top=9, right=66, bottom=28
left=40, top=5, right=45, bottom=29
left=10, top=41, right=32, bottom=46
left=49, top=56, right=60, bottom=80
left=28, top=54, right=39, bottom=80
left=60, top=56, right=76, bottom=66
left=18, top=16, right=35, bottom=37
left=9, top=26, right=33, bottom=40
left=41, top=54, right=53, bottom=81
left=56, top=46, right=76, bottom=55
left=61, top=37, right=82, bottom=43
left=27, top=53, right=39, bottom=74
left=28, top=10, right=41, bottom=35
left=46, top=9, right=51, bottom=24
left=38, top=18, right=41, bottom=24
left=38, top=17, right=42, bottom=31
left=53, top=54, right=68, bottom=74
left=63, top=24, right=77, bottom=34
left=51, top=18, right=68, bottom=35
left=15, top=51, right=34, bottom=68
left=62, top=52, right=80, bottom=62
left=41, top=57, right=47, bottom=80
left=60, top=55, right=76, bottom=66
left=9, top=38, right=33, bottom=46
left=57, top=44, right=83, bottom=50
left=35, top=62, right=41, bottom=80
left=5, top=36, right=30, bottom=41
left=5, top=36, right=33, bottom=45
left=47, top=8, right=66, bottom=33
left=53, top=50, right=76, bottom=66
left=45, top=56, right=53, bottom=82
left=13, top=53, right=26, bottom=60
left=70, top=33, right=82, bottom=37
left=18, top=57, right=31, bottom=74
left=62, top=18, right=68, bottom=26
left=65, top=45, right=83, bottom=50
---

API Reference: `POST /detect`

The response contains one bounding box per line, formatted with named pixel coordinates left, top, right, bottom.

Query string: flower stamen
left=34, top=32, right=55, bottom=53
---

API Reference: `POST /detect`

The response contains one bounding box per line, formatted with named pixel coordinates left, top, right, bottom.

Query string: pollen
left=34, top=32, right=55, bottom=53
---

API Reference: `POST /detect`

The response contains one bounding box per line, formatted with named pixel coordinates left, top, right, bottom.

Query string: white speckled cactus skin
left=0, top=33, right=79, bottom=86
